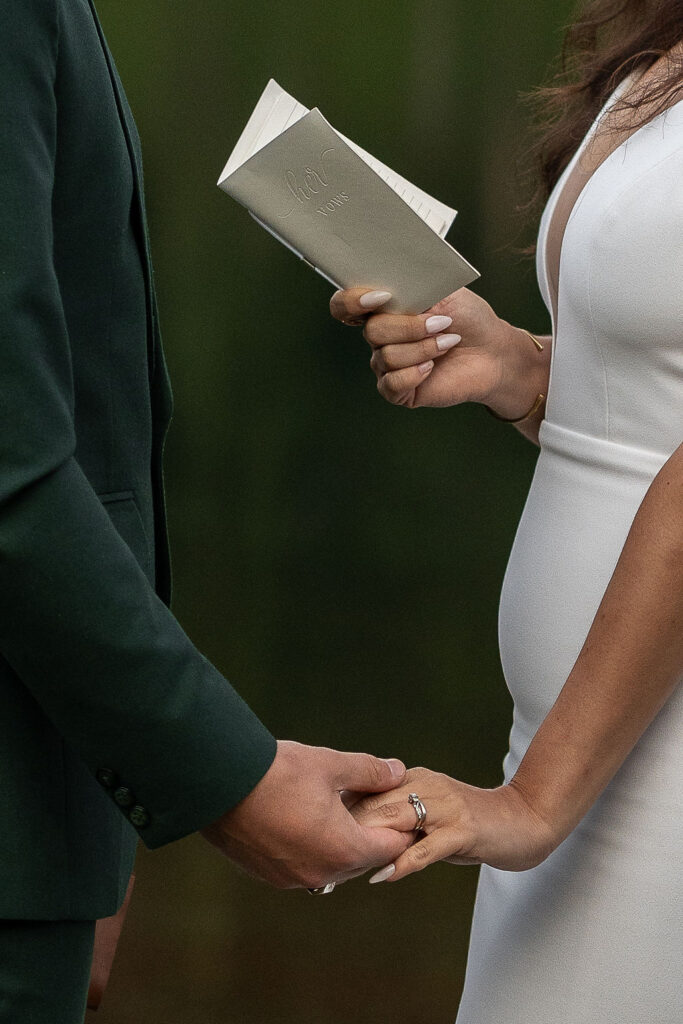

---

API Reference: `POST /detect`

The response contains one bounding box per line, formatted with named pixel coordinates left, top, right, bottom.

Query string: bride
left=330, top=1, right=682, bottom=1020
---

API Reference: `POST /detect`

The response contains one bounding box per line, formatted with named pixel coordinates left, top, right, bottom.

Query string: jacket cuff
left=92, top=671, right=278, bottom=850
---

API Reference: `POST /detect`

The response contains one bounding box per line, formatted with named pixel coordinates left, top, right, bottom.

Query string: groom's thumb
left=334, top=752, right=406, bottom=793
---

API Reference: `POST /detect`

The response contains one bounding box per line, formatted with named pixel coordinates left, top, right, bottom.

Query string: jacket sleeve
left=0, top=0, right=277, bottom=849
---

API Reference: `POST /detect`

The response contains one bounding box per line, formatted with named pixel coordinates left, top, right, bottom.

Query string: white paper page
left=219, top=79, right=457, bottom=238
left=220, top=80, right=310, bottom=179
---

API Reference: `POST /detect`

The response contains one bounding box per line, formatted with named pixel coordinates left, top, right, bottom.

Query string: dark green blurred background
left=86, top=2, right=573, bottom=1021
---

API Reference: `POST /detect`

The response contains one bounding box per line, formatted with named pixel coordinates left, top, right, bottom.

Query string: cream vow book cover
left=217, top=80, right=479, bottom=314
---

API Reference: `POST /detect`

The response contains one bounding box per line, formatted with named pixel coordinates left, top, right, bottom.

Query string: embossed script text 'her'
left=283, top=147, right=338, bottom=217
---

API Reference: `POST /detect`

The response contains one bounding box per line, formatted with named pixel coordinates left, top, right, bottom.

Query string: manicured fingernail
left=369, top=864, right=396, bottom=884
left=425, top=315, right=453, bottom=334
left=359, top=290, right=392, bottom=309
left=436, top=333, right=461, bottom=352
left=384, top=758, right=405, bottom=778
left=418, top=360, right=434, bottom=374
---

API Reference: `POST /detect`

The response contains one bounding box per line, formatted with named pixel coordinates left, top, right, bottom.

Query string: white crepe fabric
left=456, top=79, right=683, bottom=1023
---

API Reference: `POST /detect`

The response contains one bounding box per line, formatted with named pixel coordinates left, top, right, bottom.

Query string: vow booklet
left=217, top=79, right=479, bottom=314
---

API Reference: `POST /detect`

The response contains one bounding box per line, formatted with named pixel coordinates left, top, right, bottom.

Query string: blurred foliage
left=87, top=2, right=574, bottom=1021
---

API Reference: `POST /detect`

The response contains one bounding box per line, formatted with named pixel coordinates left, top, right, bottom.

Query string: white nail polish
left=425, top=315, right=453, bottom=334
left=436, top=333, right=462, bottom=352
left=369, top=864, right=396, bottom=884
left=418, top=360, right=434, bottom=374
left=359, top=290, right=392, bottom=309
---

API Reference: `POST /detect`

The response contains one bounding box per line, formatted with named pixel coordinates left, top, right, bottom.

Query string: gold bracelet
left=487, top=392, right=546, bottom=423
left=519, top=327, right=545, bottom=353
left=485, top=327, right=546, bottom=423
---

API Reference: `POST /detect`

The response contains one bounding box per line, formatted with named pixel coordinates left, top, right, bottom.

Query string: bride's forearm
left=350, top=447, right=681, bottom=879
left=509, top=442, right=683, bottom=843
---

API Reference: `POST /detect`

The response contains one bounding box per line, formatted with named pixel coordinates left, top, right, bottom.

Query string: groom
left=0, top=1, right=408, bottom=1020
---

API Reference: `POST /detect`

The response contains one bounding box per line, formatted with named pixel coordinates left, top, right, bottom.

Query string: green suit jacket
left=0, top=0, right=277, bottom=920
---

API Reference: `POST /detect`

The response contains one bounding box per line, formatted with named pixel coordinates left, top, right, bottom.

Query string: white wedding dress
left=455, top=78, right=683, bottom=1022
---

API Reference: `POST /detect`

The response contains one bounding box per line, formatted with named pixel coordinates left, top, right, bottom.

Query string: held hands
left=204, top=290, right=553, bottom=893
left=349, top=767, right=558, bottom=883
left=200, top=740, right=413, bottom=890
left=329, top=287, right=547, bottom=420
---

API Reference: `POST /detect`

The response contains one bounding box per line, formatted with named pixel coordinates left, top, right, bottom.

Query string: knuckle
left=377, top=375, right=395, bottom=402
left=378, top=373, right=410, bottom=406
left=421, top=338, right=437, bottom=360
left=404, top=319, right=422, bottom=341
left=434, top=288, right=464, bottom=314
left=361, top=793, right=385, bottom=814
left=383, top=370, right=403, bottom=394
left=411, top=840, right=432, bottom=863
left=363, top=317, right=382, bottom=345
left=379, top=802, right=401, bottom=822
left=381, top=346, right=398, bottom=371
left=363, top=754, right=384, bottom=788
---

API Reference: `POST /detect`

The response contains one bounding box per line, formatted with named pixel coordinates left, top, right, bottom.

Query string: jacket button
left=129, top=805, right=150, bottom=828
left=97, top=768, right=118, bottom=789
left=114, top=786, right=135, bottom=808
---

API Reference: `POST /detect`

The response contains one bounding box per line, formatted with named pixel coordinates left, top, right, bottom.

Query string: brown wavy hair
left=529, top=0, right=683, bottom=203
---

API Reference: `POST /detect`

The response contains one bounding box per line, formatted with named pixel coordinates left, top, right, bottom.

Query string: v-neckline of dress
left=542, top=72, right=638, bottom=335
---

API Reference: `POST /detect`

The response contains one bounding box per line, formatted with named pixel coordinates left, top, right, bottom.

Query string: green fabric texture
left=0, top=0, right=277, bottom=920
left=0, top=919, right=95, bottom=1024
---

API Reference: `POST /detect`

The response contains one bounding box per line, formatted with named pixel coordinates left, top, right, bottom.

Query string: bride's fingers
left=370, top=334, right=461, bottom=376
left=351, top=796, right=422, bottom=833
left=377, top=362, right=434, bottom=404
left=364, top=311, right=453, bottom=348
left=369, top=828, right=457, bottom=883
left=329, top=287, right=392, bottom=325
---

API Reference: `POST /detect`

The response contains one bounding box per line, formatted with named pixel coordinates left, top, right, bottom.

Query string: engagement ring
left=409, top=792, right=427, bottom=832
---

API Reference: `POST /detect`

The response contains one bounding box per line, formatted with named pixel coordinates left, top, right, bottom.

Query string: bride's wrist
left=501, top=779, right=563, bottom=863
left=505, top=764, right=580, bottom=856
left=484, top=323, right=550, bottom=421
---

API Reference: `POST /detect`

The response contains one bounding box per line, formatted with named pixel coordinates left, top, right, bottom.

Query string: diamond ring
left=408, top=793, right=427, bottom=832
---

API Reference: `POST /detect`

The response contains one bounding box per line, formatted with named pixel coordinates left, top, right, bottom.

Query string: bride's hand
left=329, top=286, right=545, bottom=418
left=349, top=767, right=557, bottom=882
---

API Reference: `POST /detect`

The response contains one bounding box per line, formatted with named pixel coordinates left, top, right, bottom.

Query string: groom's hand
left=199, top=740, right=413, bottom=889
